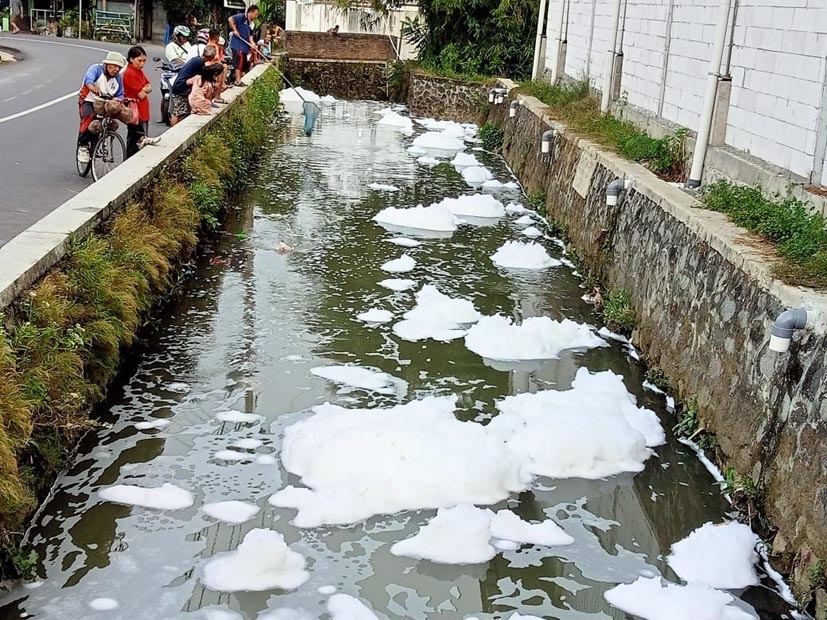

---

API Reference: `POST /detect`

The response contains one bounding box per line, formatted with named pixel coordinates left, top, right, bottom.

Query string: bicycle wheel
left=91, top=131, right=126, bottom=182
left=76, top=137, right=92, bottom=177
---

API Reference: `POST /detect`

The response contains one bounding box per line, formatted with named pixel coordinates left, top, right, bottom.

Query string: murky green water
left=0, top=101, right=791, bottom=620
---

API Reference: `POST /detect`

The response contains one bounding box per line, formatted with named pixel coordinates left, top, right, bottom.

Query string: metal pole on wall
left=78, top=0, right=82, bottom=38
left=531, top=0, right=548, bottom=81
left=600, top=0, right=623, bottom=113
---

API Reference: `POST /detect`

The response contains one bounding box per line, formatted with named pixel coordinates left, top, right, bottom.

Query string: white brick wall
left=547, top=0, right=827, bottom=182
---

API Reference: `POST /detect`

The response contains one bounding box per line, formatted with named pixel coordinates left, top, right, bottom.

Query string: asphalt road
left=0, top=34, right=167, bottom=246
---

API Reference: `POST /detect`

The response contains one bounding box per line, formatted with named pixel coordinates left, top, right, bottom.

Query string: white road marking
left=0, top=36, right=110, bottom=53
left=0, top=92, right=76, bottom=125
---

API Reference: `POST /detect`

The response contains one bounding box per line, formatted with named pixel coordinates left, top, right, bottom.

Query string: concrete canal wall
left=409, top=80, right=827, bottom=593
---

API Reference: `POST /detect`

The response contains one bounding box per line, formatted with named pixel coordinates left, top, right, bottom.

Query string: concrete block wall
left=545, top=0, right=827, bottom=186
left=284, top=31, right=398, bottom=62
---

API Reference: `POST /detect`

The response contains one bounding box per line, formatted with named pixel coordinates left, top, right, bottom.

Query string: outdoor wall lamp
left=769, top=308, right=810, bottom=353
left=606, top=178, right=631, bottom=206
left=541, top=129, right=557, bottom=154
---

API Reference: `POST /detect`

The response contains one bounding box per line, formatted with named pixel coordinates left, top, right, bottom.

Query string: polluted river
left=0, top=93, right=798, bottom=620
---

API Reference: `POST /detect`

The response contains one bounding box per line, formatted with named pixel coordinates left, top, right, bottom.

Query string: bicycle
left=76, top=98, right=131, bottom=182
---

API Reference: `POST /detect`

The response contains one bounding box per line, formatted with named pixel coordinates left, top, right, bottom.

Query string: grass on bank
left=0, top=67, right=282, bottom=575
left=518, top=80, right=687, bottom=181
left=700, top=180, right=827, bottom=288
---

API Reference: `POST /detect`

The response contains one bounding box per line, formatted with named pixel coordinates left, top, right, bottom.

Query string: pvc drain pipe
left=542, top=129, right=556, bottom=154
left=606, top=178, right=631, bottom=206
left=769, top=308, right=810, bottom=353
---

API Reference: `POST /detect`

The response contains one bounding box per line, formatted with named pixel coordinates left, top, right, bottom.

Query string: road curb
left=0, top=63, right=271, bottom=310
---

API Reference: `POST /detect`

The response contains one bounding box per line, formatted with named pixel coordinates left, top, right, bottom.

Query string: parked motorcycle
left=153, top=56, right=182, bottom=126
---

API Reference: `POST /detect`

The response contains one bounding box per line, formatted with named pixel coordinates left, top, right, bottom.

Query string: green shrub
left=603, top=289, right=635, bottom=333
left=701, top=180, right=827, bottom=287
left=480, top=122, right=504, bottom=152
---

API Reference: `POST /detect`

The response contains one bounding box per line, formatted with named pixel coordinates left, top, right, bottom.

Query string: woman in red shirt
left=122, top=46, right=160, bottom=157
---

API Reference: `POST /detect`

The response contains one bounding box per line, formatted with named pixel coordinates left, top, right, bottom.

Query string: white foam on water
left=255, top=454, right=278, bottom=465
left=88, top=598, right=119, bottom=611
left=381, top=254, right=417, bottom=273
left=417, top=156, right=441, bottom=166
left=491, top=241, right=560, bottom=270
left=378, top=278, right=417, bottom=292
left=408, top=146, right=427, bottom=156
left=368, top=183, right=400, bottom=192
left=416, top=118, right=478, bottom=139
left=134, top=419, right=170, bottom=430
left=310, top=365, right=406, bottom=395
left=215, top=450, right=250, bottom=462
left=231, top=438, right=263, bottom=450
left=482, top=180, right=519, bottom=191
left=256, top=609, right=313, bottom=620
left=327, top=594, right=380, bottom=620
left=412, top=131, right=466, bottom=157
left=437, top=194, right=505, bottom=219
left=514, top=214, right=534, bottom=225
left=202, top=500, right=261, bottom=524
left=506, top=202, right=528, bottom=214
left=604, top=576, right=755, bottom=620
left=216, top=410, right=263, bottom=424
left=489, top=368, right=665, bottom=479
left=320, top=94, right=336, bottom=104
left=269, top=396, right=529, bottom=527
left=521, top=226, right=543, bottom=239
left=99, top=483, right=194, bottom=510
left=384, top=237, right=421, bottom=248
left=200, top=606, right=244, bottom=620
left=279, top=87, right=321, bottom=103
left=391, top=504, right=496, bottom=564
left=392, top=285, right=481, bottom=342
left=461, top=166, right=494, bottom=185
left=667, top=522, right=760, bottom=589
left=452, top=152, right=480, bottom=170
left=489, top=509, right=574, bottom=546
left=167, top=382, right=190, bottom=393
left=494, top=539, right=520, bottom=551
left=374, top=204, right=458, bottom=233
left=318, top=585, right=338, bottom=595
left=356, top=308, right=394, bottom=323
left=376, top=110, right=414, bottom=133
left=202, top=529, right=309, bottom=592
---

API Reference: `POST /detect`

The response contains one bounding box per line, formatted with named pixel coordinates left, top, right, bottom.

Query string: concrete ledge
left=510, top=90, right=827, bottom=334
left=0, top=63, right=271, bottom=310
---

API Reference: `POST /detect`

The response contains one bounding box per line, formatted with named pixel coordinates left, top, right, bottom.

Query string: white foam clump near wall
left=461, top=166, right=494, bottom=185
left=412, top=131, right=466, bottom=157
left=416, top=118, right=479, bottom=140
left=390, top=505, right=573, bottom=564
left=506, top=202, right=528, bottom=214
left=279, top=87, right=321, bottom=103
left=437, top=194, right=505, bottom=219
left=385, top=237, right=421, bottom=248
left=378, top=278, right=417, bottom=291
left=269, top=395, right=529, bottom=527
left=356, top=308, right=394, bottom=323
left=310, top=365, right=406, bottom=395
left=452, top=152, right=480, bottom=170
left=482, top=180, right=520, bottom=191
left=489, top=368, right=665, bottom=479
left=215, top=449, right=249, bottom=462
left=521, top=226, right=543, bottom=239
left=514, top=214, right=534, bottom=225
left=99, top=483, right=194, bottom=510
left=134, top=419, right=170, bottom=430
left=327, top=594, right=380, bottom=620
left=381, top=254, right=416, bottom=273
left=374, top=204, right=458, bottom=233
left=231, top=438, right=263, bottom=450
left=376, top=109, right=414, bottom=133
left=667, top=522, right=760, bottom=589
left=216, top=410, right=263, bottom=424
left=368, top=183, right=400, bottom=192
left=393, top=285, right=481, bottom=342
left=465, top=315, right=607, bottom=362
left=604, top=577, right=755, bottom=620
left=202, top=529, right=309, bottom=592
left=320, top=94, right=336, bottom=104
left=89, top=598, right=119, bottom=610
left=202, top=500, right=261, bottom=524
left=417, top=156, right=441, bottom=166
left=491, top=241, right=560, bottom=270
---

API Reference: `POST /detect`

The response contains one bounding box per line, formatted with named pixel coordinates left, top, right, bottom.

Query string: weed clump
left=602, top=289, right=635, bottom=334
left=480, top=122, right=504, bottom=153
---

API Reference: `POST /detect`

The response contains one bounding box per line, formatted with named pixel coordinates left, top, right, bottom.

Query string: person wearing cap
left=165, top=25, right=192, bottom=66
left=76, top=51, right=126, bottom=165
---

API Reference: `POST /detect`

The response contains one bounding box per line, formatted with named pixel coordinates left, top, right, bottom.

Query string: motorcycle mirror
left=153, top=56, right=162, bottom=62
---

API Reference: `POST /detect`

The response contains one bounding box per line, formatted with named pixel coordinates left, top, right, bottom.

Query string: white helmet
left=173, top=25, right=191, bottom=39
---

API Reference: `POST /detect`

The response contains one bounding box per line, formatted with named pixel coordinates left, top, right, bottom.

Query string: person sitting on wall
left=170, top=44, right=219, bottom=126
left=257, top=33, right=272, bottom=60
left=165, top=25, right=192, bottom=67
left=326, top=24, right=339, bottom=35
left=76, top=51, right=126, bottom=165
left=228, top=4, right=260, bottom=84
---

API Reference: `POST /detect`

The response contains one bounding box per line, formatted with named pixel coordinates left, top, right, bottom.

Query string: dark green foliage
left=603, top=289, right=635, bottom=334
left=480, top=122, right=504, bottom=152
left=644, top=367, right=670, bottom=391
left=701, top=181, right=827, bottom=287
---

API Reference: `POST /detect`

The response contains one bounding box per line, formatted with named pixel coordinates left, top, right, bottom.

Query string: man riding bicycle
left=77, top=51, right=126, bottom=165
left=165, top=25, right=192, bottom=66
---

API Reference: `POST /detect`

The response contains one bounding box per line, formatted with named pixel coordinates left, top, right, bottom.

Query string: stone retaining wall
left=474, top=91, right=827, bottom=580
left=284, top=32, right=397, bottom=62
left=284, top=58, right=389, bottom=101
left=407, top=73, right=489, bottom=122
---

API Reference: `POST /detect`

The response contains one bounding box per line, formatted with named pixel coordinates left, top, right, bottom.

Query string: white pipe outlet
left=606, top=178, right=631, bottom=206
left=541, top=129, right=556, bottom=154
left=769, top=308, right=810, bottom=353
left=509, top=100, right=520, bottom=118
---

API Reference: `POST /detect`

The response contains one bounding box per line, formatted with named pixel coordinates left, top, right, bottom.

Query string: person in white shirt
left=187, top=28, right=217, bottom=61
left=165, top=25, right=192, bottom=66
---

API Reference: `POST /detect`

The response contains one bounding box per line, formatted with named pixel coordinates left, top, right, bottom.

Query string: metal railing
left=94, top=9, right=133, bottom=42
left=29, top=8, right=64, bottom=34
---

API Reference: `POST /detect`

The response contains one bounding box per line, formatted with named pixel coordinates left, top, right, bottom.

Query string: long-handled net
left=273, top=65, right=322, bottom=137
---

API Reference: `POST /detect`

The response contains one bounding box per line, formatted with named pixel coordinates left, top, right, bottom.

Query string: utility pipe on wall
left=686, top=0, right=733, bottom=188
left=532, top=0, right=549, bottom=80
left=600, top=0, right=624, bottom=113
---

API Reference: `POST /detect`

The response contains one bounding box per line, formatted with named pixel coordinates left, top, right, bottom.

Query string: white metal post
left=550, top=0, right=566, bottom=83
left=687, top=0, right=732, bottom=188
left=600, top=0, right=623, bottom=113
left=531, top=0, right=548, bottom=81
